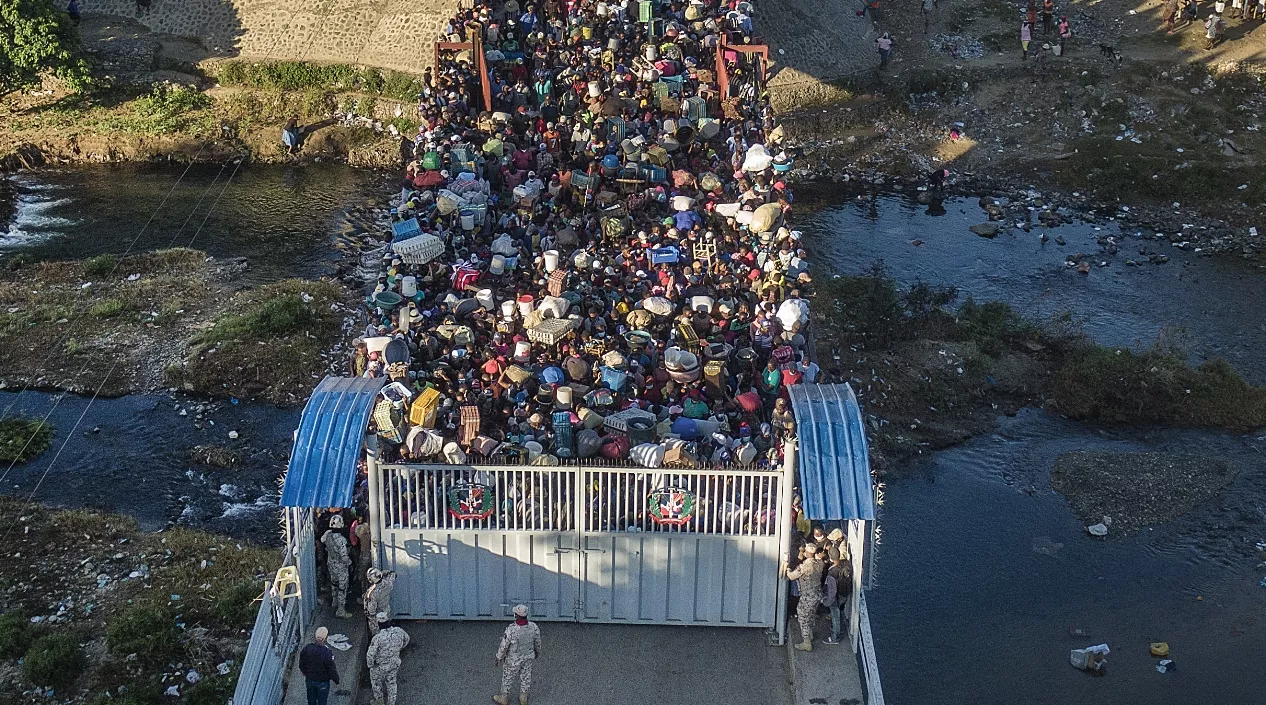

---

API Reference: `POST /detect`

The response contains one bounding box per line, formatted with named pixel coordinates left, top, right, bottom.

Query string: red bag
left=737, top=391, right=761, bottom=414
left=599, top=434, right=630, bottom=459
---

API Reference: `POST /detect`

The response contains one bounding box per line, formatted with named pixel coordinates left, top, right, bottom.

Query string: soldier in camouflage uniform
left=494, top=604, right=542, bottom=705
left=320, top=515, right=353, bottom=619
left=364, top=568, right=398, bottom=637
left=785, top=542, right=825, bottom=652
left=366, top=613, right=410, bottom=705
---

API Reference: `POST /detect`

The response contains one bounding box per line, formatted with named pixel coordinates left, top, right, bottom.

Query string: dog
left=1098, top=43, right=1123, bottom=62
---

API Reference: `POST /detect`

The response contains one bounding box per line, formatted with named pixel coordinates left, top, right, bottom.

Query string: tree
left=0, top=0, right=91, bottom=94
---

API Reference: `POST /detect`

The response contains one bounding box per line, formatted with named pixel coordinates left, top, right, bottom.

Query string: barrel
left=476, top=288, right=494, bottom=311
left=400, top=275, right=418, bottom=298
left=543, top=249, right=560, bottom=272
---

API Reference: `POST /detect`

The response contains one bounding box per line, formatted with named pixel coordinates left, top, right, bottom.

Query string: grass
left=0, top=610, right=40, bottom=659
left=0, top=417, right=55, bottom=463
left=23, top=632, right=87, bottom=689
left=88, top=297, right=130, bottom=318
left=106, top=604, right=179, bottom=659
left=1059, top=135, right=1266, bottom=204
left=1052, top=345, right=1266, bottom=428
left=217, top=60, right=426, bottom=102
left=82, top=254, right=118, bottom=278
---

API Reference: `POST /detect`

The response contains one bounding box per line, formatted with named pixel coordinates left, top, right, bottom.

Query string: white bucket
left=476, top=288, right=495, bottom=311
left=645, top=45, right=659, bottom=61
left=517, top=294, right=535, bottom=316
left=500, top=299, right=517, bottom=318
left=556, top=385, right=573, bottom=407
left=397, top=307, right=411, bottom=333
left=543, top=249, right=560, bottom=272
left=461, top=211, right=475, bottom=230
left=491, top=254, right=506, bottom=275
left=400, top=275, right=417, bottom=298
left=514, top=340, right=532, bottom=361
left=588, top=81, right=601, bottom=98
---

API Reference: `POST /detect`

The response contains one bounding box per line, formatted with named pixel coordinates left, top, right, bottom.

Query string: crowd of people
left=353, top=0, right=821, bottom=489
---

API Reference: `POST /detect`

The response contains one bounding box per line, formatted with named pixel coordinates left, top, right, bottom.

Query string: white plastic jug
left=476, top=288, right=494, bottom=311
left=543, top=249, right=560, bottom=272
left=491, top=254, right=506, bottom=275
left=400, top=275, right=418, bottom=298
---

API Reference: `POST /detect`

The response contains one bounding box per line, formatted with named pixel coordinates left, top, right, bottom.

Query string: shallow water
left=0, top=390, right=299, bottom=543
left=3, top=163, right=388, bottom=284
left=801, top=195, right=1266, bottom=703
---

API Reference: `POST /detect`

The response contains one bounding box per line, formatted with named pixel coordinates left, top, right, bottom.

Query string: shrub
left=0, top=417, right=54, bottom=463
left=213, top=579, right=260, bottom=628
left=197, top=289, right=336, bottom=344
left=82, top=254, right=118, bottom=278
left=106, top=604, right=179, bottom=659
left=185, top=673, right=237, bottom=705
left=0, top=611, right=37, bottom=659
left=131, top=84, right=212, bottom=134
left=88, top=298, right=129, bottom=318
left=22, top=633, right=86, bottom=689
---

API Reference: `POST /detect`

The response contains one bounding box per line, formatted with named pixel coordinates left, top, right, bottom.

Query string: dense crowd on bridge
left=350, top=0, right=819, bottom=521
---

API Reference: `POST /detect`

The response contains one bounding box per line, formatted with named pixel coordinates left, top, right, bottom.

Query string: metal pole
left=365, top=433, right=383, bottom=568
left=773, top=439, right=797, bottom=645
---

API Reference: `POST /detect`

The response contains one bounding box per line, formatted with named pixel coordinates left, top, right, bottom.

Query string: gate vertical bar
left=366, top=435, right=382, bottom=565
left=573, top=465, right=586, bottom=619
left=774, top=440, right=798, bottom=644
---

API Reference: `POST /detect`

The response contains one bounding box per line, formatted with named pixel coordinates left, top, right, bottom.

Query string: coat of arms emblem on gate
left=447, top=482, right=495, bottom=520
left=647, top=487, right=696, bottom=526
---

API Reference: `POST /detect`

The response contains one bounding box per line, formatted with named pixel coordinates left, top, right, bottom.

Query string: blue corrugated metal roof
left=280, top=376, right=385, bottom=508
left=787, top=383, right=875, bottom=521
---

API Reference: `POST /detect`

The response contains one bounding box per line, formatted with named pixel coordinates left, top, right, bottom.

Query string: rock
left=970, top=222, right=1004, bottom=238
left=1087, top=523, right=1109, bottom=536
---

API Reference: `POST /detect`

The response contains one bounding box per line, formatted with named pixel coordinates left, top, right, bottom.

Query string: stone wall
left=84, top=0, right=460, bottom=74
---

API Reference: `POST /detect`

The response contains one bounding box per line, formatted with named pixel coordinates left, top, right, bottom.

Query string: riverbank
left=0, top=497, right=275, bottom=703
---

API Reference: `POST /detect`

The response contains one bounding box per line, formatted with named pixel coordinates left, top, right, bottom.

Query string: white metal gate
left=372, top=461, right=787, bottom=627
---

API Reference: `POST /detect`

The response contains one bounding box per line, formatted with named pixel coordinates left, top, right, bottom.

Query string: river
left=801, top=192, right=1265, bottom=704
left=1, top=166, right=1262, bottom=701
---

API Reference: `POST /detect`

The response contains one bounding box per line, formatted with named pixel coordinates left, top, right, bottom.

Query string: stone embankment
left=84, top=0, right=456, bottom=73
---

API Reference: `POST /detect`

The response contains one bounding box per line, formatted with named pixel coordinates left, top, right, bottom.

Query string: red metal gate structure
left=433, top=37, right=494, bottom=112
left=715, top=36, right=769, bottom=99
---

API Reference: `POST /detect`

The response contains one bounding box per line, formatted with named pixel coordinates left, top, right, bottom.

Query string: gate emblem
left=447, top=482, right=495, bottom=520
left=647, top=487, right=696, bottom=526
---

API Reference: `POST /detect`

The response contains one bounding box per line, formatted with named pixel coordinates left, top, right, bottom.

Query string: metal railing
left=232, top=508, right=317, bottom=705
left=378, top=463, right=781, bottom=537
left=855, top=591, right=886, bottom=705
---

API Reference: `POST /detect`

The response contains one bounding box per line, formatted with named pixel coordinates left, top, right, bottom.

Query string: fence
left=377, top=462, right=782, bottom=536
left=855, top=591, right=886, bottom=705
left=232, top=508, right=318, bottom=705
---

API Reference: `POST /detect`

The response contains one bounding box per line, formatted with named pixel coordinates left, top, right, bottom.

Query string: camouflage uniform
left=364, top=572, right=397, bottom=637
left=366, top=625, right=410, bottom=705
left=320, top=529, right=352, bottom=615
left=787, top=555, right=824, bottom=645
left=496, top=620, right=542, bottom=697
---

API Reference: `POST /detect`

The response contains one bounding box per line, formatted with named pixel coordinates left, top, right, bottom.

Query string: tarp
left=787, top=383, right=875, bottom=521
left=280, top=376, right=386, bottom=508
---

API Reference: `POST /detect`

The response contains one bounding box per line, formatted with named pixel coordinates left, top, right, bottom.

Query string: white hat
left=513, top=604, right=529, bottom=617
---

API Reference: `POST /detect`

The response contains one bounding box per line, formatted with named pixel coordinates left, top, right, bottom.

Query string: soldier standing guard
left=785, top=542, right=825, bottom=652
left=494, top=604, right=542, bottom=705
left=364, top=568, right=398, bottom=637
left=320, top=515, right=353, bottom=619
left=367, top=613, right=410, bottom=705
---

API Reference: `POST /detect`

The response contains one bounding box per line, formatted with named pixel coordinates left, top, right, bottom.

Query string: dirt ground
left=770, top=0, right=1266, bottom=245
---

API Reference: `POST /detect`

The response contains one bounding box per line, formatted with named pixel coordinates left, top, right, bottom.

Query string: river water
left=801, top=193, right=1266, bottom=704
left=1, top=167, right=1262, bottom=701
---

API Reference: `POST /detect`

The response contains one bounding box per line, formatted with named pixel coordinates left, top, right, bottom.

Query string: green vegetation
left=0, top=0, right=91, bottom=93
left=82, top=253, right=118, bottom=278
left=106, top=604, right=180, bottom=659
left=129, top=83, right=213, bottom=134
left=0, top=610, right=40, bottom=659
left=213, top=579, right=261, bottom=628
left=0, top=416, right=54, bottom=463
left=87, top=297, right=130, bottom=318
left=1060, top=135, right=1266, bottom=204
left=1053, top=346, right=1266, bottom=428
left=217, top=60, right=426, bottom=102
left=196, top=287, right=338, bottom=345
left=23, top=632, right=86, bottom=689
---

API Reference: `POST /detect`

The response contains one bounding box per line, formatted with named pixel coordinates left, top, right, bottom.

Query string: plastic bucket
left=517, top=294, right=535, bottom=316
left=543, top=249, right=560, bottom=272
left=587, top=80, right=601, bottom=98
left=491, top=254, right=506, bottom=275
left=476, top=288, right=494, bottom=311
left=555, top=385, right=573, bottom=407
left=514, top=340, right=532, bottom=361
left=400, top=275, right=417, bottom=298
left=500, top=299, right=516, bottom=318
left=460, top=210, right=475, bottom=230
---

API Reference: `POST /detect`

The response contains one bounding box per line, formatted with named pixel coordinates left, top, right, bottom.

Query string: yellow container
left=409, top=387, right=442, bottom=428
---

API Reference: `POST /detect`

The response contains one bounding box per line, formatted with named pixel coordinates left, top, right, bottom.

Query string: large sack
left=750, top=203, right=782, bottom=234
left=643, top=296, right=674, bottom=317
left=777, top=297, right=810, bottom=330
left=741, top=143, right=774, bottom=172
left=576, top=429, right=603, bottom=457
left=630, top=443, right=666, bottom=468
